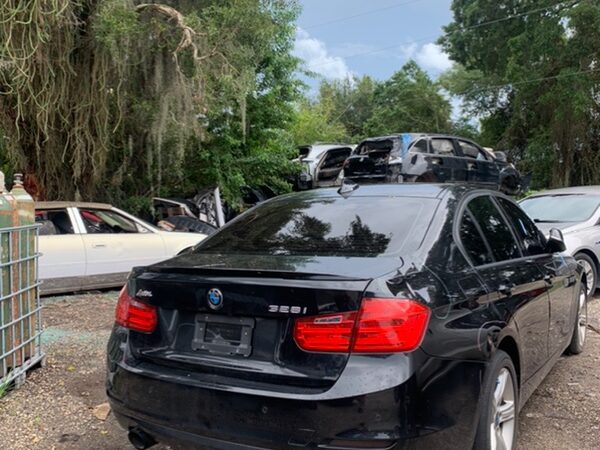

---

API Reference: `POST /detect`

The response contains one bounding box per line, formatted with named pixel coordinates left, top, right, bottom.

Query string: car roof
left=358, top=133, right=476, bottom=143
left=299, top=143, right=355, bottom=158
left=35, top=201, right=113, bottom=210
left=289, top=183, right=486, bottom=200
left=527, top=186, right=600, bottom=197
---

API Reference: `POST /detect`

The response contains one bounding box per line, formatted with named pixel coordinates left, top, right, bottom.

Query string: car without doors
left=343, top=133, right=522, bottom=194
left=295, top=143, right=355, bottom=190
left=520, top=185, right=600, bottom=299
left=106, top=184, right=586, bottom=450
left=36, top=202, right=206, bottom=294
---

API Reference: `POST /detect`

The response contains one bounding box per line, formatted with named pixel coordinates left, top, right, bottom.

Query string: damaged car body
left=295, top=143, right=355, bottom=190
left=343, top=133, right=523, bottom=194
left=106, top=184, right=586, bottom=450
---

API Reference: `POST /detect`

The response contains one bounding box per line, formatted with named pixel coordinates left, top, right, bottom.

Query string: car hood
left=535, top=221, right=588, bottom=235
left=149, top=253, right=405, bottom=280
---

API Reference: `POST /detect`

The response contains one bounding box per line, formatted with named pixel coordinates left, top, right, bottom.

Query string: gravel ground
left=0, top=291, right=598, bottom=450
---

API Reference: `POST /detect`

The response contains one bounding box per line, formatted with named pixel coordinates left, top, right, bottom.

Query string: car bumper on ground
left=106, top=352, right=486, bottom=450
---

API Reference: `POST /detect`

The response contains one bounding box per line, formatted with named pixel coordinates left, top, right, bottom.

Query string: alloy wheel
left=490, top=368, right=516, bottom=450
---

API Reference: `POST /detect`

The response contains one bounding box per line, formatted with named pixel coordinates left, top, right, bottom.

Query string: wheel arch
left=497, top=336, right=521, bottom=387
left=574, top=249, right=599, bottom=288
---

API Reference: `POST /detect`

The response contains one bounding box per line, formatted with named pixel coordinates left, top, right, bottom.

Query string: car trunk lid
left=126, top=255, right=403, bottom=390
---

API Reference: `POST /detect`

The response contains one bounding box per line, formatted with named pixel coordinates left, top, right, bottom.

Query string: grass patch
left=0, top=372, right=12, bottom=398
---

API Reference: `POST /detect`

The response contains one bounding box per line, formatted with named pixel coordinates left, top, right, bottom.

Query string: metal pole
left=214, top=187, right=226, bottom=228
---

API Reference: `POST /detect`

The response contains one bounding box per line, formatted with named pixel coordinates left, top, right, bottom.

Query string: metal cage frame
left=0, top=223, right=43, bottom=388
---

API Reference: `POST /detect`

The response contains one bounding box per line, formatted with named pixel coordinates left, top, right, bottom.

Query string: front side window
left=467, top=196, right=521, bottom=262
left=496, top=197, right=546, bottom=255
left=458, top=141, right=488, bottom=160
left=79, top=209, right=139, bottom=234
left=430, top=139, right=456, bottom=156
left=410, top=139, right=429, bottom=153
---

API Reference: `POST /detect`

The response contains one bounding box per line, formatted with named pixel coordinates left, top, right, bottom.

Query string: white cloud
left=294, top=28, right=352, bottom=80
left=399, top=43, right=418, bottom=60
left=414, top=43, right=453, bottom=72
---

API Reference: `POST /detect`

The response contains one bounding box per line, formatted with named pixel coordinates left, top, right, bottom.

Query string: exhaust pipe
left=128, top=427, right=156, bottom=450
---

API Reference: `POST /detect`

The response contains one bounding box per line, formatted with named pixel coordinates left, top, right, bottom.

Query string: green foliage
left=319, top=76, right=378, bottom=140
left=289, top=99, right=349, bottom=145
left=0, top=371, right=11, bottom=398
left=365, top=61, right=452, bottom=136
left=0, top=0, right=302, bottom=208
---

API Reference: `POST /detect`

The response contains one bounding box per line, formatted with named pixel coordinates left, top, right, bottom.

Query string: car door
left=495, top=196, right=575, bottom=356
left=36, top=207, right=86, bottom=293
left=314, top=147, right=352, bottom=187
left=429, top=137, right=465, bottom=182
left=456, top=139, right=500, bottom=187
left=76, top=207, right=167, bottom=287
left=461, top=194, right=550, bottom=382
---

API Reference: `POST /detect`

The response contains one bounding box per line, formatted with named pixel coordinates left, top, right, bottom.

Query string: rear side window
left=35, top=209, right=73, bottom=235
left=496, top=198, right=546, bottom=255
left=430, top=139, right=456, bottom=156
left=196, top=195, right=438, bottom=257
left=467, top=196, right=521, bottom=262
left=459, top=210, right=493, bottom=265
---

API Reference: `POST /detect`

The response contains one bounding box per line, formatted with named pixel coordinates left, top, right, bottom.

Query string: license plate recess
left=191, top=314, right=254, bottom=357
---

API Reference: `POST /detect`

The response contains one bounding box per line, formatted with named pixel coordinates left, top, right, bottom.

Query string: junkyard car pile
left=107, top=183, right=588, bottom=450
left=295, top=133, right=524, bottom=195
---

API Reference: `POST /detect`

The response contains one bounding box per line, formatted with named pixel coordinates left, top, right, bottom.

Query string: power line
left=303, top=0, right=425, bottom=30
left=467, top=67, right=600, bottom=95
left=308, top=0, right=577, bottom=68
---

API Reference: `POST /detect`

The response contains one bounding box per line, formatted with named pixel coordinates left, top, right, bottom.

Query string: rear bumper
left=107, top=355, right=486, bottom=450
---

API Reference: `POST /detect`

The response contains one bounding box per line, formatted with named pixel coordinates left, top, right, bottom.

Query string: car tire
left=474, top=350, right=518, bottom=450
left=575, top=253, right=597, bottom=299
left=566, top=282, right=587, bottom=355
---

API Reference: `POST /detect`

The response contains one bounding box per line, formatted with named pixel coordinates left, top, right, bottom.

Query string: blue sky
left=294, top=0, right=454, bottom=88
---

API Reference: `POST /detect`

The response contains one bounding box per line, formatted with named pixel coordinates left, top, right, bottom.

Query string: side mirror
left=546, top=228, right=566, bottom=253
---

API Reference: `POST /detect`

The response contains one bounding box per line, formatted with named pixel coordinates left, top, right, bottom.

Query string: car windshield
left=520, top=194, right=600, bottom=223
left=195, top=194, right=437, bottom=257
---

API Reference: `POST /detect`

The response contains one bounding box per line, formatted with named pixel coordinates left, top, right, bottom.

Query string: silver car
left=520, top=186, right=600, bottom=298
left=294, top=143, right=355, bottom=190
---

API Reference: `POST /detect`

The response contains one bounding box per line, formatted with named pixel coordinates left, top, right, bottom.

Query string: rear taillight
left=293, top=298, right=429, bottom=354
left=115, top=286, right=157, bottom=333
left=293, top=311, right=357, bottom=352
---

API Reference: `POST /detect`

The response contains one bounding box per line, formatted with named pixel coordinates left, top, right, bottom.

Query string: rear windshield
left=195, top=195, right=437, bottom=257
left=520, top=194, right=600, bottom=223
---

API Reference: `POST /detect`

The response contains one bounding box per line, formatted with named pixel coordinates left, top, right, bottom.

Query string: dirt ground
left=0, top=291, right=598, bottom=450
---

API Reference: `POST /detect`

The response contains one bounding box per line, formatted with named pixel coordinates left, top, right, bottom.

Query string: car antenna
left=338, top=179, right=359, bottom=198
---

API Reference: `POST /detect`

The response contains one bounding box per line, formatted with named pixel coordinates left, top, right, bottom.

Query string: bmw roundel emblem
left=207, top=288, right=224, bottom=310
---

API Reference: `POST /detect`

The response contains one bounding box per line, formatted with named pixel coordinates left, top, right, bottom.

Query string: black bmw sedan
left=106, top=184, right=587, bottom=450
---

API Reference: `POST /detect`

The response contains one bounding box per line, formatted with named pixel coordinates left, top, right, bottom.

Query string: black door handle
left=543, top=274, right=554, bottom=286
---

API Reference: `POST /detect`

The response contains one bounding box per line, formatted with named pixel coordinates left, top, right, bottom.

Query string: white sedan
left=36, top=202, right=206, bottom=295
